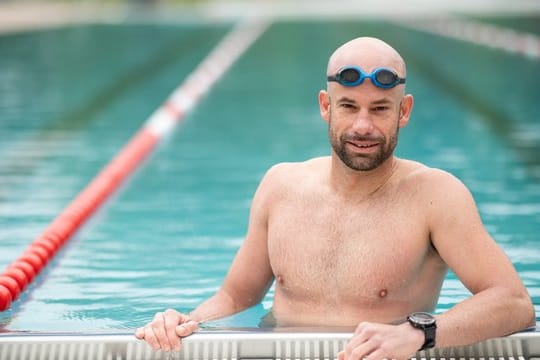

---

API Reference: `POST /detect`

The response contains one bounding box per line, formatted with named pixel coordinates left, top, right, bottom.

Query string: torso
left=266, top=157, right=448, bottom=326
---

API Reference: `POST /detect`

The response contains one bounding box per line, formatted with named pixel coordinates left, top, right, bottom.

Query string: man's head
left=319, top=37, right=413, bottom=172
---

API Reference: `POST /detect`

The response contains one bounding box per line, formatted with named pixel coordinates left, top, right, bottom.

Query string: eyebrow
left=336, top=97, right=394, bottom=105
left=371, top=98, right=393, bottom=105
left=336, top=96, right=357, bottom=104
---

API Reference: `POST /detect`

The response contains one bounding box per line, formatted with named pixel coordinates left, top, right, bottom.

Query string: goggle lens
left=340, top=68, right=361, bottom=83
left=375, top=69, right=397, bottom=86
left=327, top=66, right=406, bottom=89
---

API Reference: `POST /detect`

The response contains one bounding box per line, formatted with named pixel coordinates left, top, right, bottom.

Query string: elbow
left=493, top=285, right=536, bottom=333
left=514, top=289, right=536, bottom=331
left=524, top=302, right=536, bottom=330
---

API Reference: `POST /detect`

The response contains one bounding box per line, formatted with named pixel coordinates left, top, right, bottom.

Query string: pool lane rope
left=394, top=16, right=540, bottom=60
left=0, top=18, right=271, bottom=311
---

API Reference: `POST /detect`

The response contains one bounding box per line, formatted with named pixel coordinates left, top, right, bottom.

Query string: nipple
left=378, top=289, right=388, bottom=298
left=277, top=275, right=284, bottom=284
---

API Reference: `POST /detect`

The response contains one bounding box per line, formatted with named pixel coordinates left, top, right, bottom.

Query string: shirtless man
left=135, top=37, right=536, bottom=359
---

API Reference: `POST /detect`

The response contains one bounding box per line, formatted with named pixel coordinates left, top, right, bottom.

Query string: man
left=135, top=37, right=535, bottom=359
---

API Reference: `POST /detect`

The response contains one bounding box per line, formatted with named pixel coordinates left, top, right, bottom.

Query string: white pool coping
left=0, top=327, right=538, bottom=360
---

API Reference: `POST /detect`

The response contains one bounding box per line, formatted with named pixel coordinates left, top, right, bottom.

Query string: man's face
left=324, top=85, right=404, bottom=172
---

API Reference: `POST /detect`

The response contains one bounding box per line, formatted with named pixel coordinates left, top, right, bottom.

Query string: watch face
left=410, top=312, right=436, bottom=325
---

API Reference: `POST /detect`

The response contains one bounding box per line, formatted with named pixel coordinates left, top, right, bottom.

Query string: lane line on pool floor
left=0, top=17, right=272, bottom=312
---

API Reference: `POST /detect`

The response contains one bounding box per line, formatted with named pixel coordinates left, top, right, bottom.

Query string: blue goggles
left=327, top=66, right=406, bottom=89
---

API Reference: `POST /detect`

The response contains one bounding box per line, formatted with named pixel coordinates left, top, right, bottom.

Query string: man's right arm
left=135, top=165, right=282, bottom=351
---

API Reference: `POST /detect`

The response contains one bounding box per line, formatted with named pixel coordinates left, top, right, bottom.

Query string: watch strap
left=419, top=324, right=436, bottom=350
left=407, top=313, right=437, bottom=351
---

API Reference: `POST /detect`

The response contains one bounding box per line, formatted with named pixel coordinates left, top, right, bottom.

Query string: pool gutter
left=0, top=328, right=539, bottom=360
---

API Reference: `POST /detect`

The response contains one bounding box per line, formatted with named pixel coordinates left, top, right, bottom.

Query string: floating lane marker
left=395, top=16, right=540, bottom=60
left=0, top=17, right=271, bottom=311
left=147, top=18, right=271, bottom=137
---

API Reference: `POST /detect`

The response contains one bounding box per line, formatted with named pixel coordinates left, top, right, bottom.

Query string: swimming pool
left=0, top=7, right=539, bottom=353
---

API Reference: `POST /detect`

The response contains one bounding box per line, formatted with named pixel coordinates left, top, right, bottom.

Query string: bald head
left=327, top=37, right=406, bottom=81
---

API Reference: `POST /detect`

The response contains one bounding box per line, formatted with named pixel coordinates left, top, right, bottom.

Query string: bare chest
left=267, top=194, right=431, bottom=302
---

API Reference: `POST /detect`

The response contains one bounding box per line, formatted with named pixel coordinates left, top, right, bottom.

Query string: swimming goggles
left=327, top=66, right=406, bottom=89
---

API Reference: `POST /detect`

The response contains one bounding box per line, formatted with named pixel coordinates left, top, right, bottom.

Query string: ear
left=398, top=94, right=414, bottom=128
left=318, top=90, right=331, bottom=124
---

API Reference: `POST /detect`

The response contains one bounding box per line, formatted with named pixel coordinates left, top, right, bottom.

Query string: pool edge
left=0, top=328, right=538, bottom=359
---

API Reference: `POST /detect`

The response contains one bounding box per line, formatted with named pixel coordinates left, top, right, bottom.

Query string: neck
left=329, top=154, right=399, bottom=199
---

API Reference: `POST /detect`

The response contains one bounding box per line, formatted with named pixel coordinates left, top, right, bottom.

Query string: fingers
left=342, top=322, right=409, bottom=360
left=142, top=321, right=161, bottom=351
left=141, top=312, right=168, bottom=351
left=151, top=311, right=171, bottom=351
left=354, top=321, right=372, bottom=335
left=164, top=309, right=184, bottom=351
left=134, top=327, right=144, bottom=339
left=175, top=319, right=199, bottom=337
left=344, top=339, right=378, bottom=360
left=135, top=309, right=194, bottom=352
left=364, top=349, right=388, bottom=360
left=344, top=324, right=375, bottom=360
left=343, top=322, right=387, bottom=360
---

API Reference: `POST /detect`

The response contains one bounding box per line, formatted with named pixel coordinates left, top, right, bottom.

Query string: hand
left=338, top=321, right=424, bottom=360
left=134, top=309, right=199, bottom=352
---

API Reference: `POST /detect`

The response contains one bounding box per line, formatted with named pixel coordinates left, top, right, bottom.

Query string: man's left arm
left=426, top=171, right=535, bottom=347
left=339, top=170, right=535, bottom=360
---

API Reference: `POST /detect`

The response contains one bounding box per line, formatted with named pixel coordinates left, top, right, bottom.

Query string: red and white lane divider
left=0, top=18, right=271, bottom=311
left=396, top=16, right=540, bottom=60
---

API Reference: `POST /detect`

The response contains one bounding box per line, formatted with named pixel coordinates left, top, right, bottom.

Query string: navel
left=378, top=288, right=388, bottom=298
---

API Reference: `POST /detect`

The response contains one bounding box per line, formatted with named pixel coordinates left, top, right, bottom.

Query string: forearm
left=435, top=286, right=535, bottom=348
left=188, top=289, right=248, bottom=324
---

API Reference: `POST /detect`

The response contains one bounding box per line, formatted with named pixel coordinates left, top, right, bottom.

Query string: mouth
left=346, top=140, right=380, bottom=151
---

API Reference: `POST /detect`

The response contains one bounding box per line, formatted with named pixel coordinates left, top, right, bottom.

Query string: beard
left=328, top=115, right=399, bottom=172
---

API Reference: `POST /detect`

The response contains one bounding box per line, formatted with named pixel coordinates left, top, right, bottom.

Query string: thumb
left=337, top=350, right=345, bottom=360
left=175, top=320, right=199, bottom=337
left=134, top=327, right=144, bottom=339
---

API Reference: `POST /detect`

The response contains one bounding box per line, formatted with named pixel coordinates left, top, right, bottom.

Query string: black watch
left=407, top=312, right=437, bottom=351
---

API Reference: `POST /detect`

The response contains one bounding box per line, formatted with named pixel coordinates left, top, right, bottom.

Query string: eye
left=339, top=103, right=356, bottom=109
left=372, top=106, right=390, bottom=112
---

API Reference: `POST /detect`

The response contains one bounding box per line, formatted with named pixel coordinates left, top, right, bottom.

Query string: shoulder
left=397, top=159, right=478, bottom=224
left=398, top=159, right=471, bottom=196
left=261, top=157, right=329, bottom=186
left=255, top=157, right=329, bottom=200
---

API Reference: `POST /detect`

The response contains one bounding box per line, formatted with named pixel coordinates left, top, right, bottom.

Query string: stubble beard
left=328, top=115, right=399, bottom=172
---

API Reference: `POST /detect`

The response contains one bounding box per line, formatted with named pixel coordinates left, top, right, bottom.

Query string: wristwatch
left=407, top=312, right=437, bottom=351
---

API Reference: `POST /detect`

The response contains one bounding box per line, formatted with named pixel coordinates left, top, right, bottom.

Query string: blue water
left=0, top=18, right=539, bottom=331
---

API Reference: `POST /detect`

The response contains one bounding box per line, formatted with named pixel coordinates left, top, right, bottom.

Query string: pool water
left=0, top=18, right=539, bottom=331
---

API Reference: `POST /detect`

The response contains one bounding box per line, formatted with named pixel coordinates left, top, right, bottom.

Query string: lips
left=347, top=140, right=379, bottom=149
left=345, top=140, right=380, bottom=151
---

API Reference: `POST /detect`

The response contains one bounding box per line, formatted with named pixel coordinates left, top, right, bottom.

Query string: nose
left=351, top=109, right=374, bottom=135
